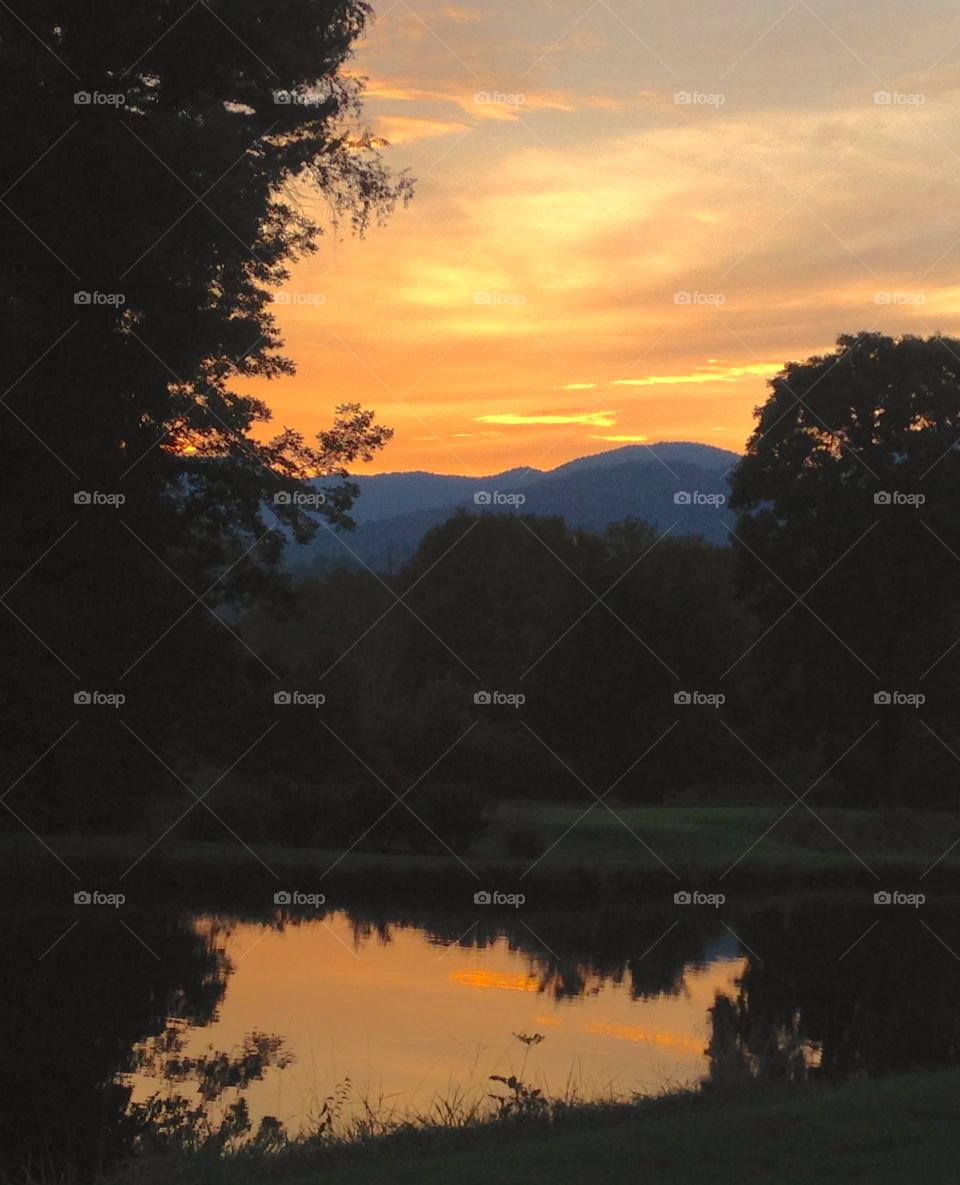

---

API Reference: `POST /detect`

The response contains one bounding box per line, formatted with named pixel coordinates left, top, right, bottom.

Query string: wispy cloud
left=375, top=115, right=471, bottom=144
left=476, top=411, right=617, bottom=426
left=611, top=363, right=783, bottom=387
left=251, top=0, right=960, bottom=475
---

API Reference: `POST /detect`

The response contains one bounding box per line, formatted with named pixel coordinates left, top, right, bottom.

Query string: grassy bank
left=107, top=1070, right=960, bottom=1185
left=2, top=803, right=957, bottom=901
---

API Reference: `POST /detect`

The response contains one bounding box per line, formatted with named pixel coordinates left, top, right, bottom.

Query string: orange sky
left=248, top=0, right=960, bottom=475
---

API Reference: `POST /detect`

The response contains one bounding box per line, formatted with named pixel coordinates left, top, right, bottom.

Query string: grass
left=104, top=1069, right=960, bottom=1185
left=2, top=802, right=958, bottom=901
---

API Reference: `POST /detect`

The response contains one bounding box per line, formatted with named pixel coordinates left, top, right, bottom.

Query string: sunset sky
left=250, top=0, right=960, bottom=475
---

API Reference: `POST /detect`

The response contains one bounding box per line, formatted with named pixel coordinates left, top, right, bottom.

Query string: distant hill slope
left=289, top=442, right=740, bottom=574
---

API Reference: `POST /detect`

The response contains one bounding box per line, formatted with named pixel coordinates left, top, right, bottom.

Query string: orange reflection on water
left=584, top=1020, right=704, bottom=1055
left=448, top=968, right=542, bottom=992
left=124, top=913, right=746, bottom=1135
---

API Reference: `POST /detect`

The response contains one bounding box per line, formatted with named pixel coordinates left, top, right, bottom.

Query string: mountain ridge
left=292, top=441, right=741, bottom=574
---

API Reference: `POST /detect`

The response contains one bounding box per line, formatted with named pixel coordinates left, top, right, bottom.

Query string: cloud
left=436, top=4, right=491, bottom=22
left=612, top=363, right=783, bottom=387
left=476, top=411, right=617, bottom=426
left=253, top=1, right=960, bottom=476
left=374, top=115, right=470, bottom=144
left=360, top=75, right=636, bottom=125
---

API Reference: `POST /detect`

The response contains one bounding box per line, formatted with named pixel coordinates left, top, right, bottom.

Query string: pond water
left=121, top=911, right=745, bottom=1133
left=2, top=895, right=959, bottom=1178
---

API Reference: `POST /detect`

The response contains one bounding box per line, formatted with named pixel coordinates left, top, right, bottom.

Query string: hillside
left=287, top=442, right=740, bottom=574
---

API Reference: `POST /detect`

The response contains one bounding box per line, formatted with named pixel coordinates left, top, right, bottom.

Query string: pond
left=2, top=894, right=958, bottom=1177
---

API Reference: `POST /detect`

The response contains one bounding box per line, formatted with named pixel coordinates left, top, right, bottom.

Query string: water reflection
left=2, top=897, right=959, bottom=1179
left=120, top=911, right=742, bottom=1138
left=0, top=911, right=227, bottom=1179
left=705, top=899, right=960, bottom=1084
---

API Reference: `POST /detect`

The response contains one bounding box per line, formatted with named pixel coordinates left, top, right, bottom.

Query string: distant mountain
left=544, top=441, right=742, bottom=479
left=289, top=441, right=741, bottom=575
left=341, top=466, right=545, bottom=525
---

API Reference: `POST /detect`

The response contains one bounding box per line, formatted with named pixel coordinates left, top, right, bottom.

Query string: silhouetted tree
left=0, top=2, right=408, bottom=827
left=730, top=333, right=960, bottom=805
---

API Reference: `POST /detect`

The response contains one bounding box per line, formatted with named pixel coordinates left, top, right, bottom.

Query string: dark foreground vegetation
left=53, top=1070, right=960, bottom=1185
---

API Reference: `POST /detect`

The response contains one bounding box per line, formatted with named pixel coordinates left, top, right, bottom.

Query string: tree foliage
left=730, top=333, right=960, bottom=801
left=0, top=1, right=407, bottom=818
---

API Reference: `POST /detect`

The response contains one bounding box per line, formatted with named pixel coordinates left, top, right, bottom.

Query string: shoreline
left=0, top=817, right=955, bottom=906
left=99, top=1068, right=960, bottom=1185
